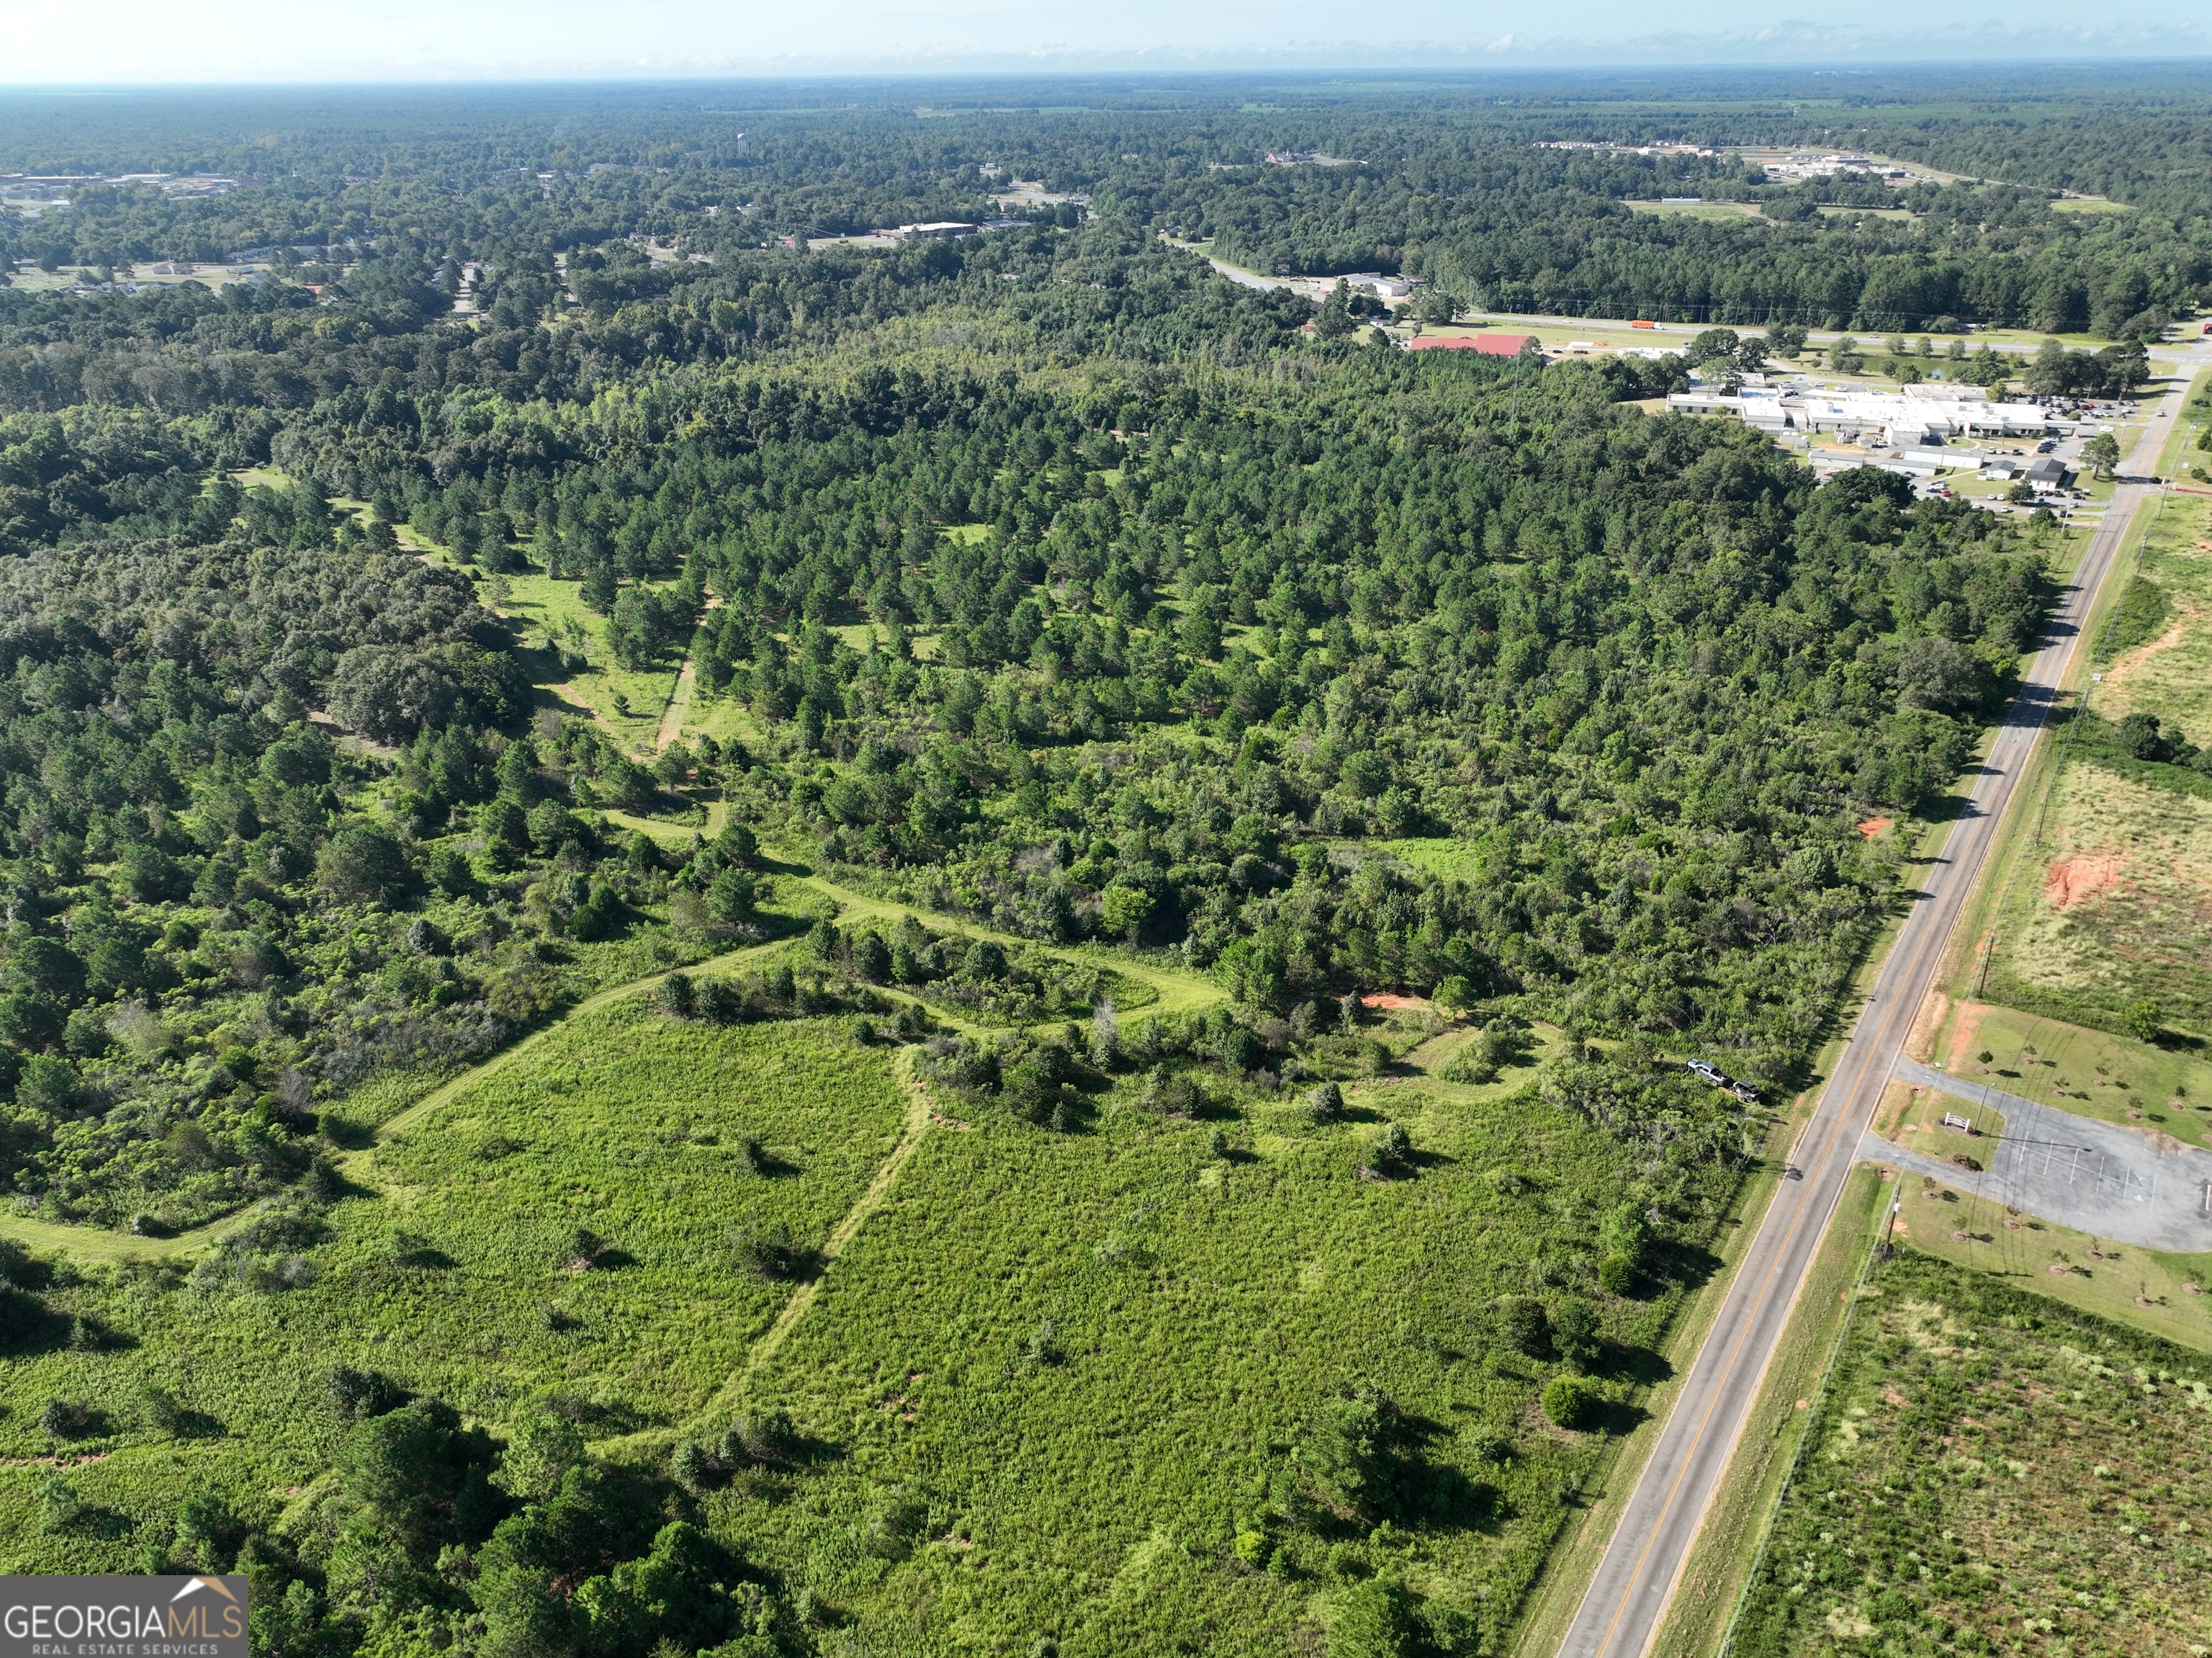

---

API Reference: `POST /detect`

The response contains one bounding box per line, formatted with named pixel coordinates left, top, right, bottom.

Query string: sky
left=4, top=0, right=2208, bottom=81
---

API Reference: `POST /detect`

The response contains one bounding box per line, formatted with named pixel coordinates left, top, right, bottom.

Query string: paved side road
left=1872, top=1057, right=2212, bottom=1251
left=1551, top=352, right=2198, bottom=1658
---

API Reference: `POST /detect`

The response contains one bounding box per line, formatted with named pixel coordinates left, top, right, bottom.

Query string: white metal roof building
left=1668, top=388, right=2058, bottom=446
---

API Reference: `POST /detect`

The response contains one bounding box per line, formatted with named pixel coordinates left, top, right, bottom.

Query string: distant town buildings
left=1760, top=153, right=1918, bottom=183
left=1534, top=141, right=1720, bottom=158
left=872, top=222, right=979, bottom=241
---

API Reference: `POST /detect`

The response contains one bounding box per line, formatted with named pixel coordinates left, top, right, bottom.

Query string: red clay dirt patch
left=1360, top=993, right=1433, bottom=1013
left=1857, top=817, right=1894, bottom=838
left=2042, top=852, right=2128, bottom=911
left=1944, top=1001, right=1991, bottom=1072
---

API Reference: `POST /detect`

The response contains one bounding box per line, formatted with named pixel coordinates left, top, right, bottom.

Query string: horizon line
left=4, top=50, right=2212, bottom=90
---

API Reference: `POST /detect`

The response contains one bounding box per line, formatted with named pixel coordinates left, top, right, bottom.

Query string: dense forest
left=0, top=70, right=2119, bottom=1656
left=4, top=68, right=2210, bottom=339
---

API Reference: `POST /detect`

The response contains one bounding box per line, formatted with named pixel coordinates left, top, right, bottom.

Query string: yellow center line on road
left=1554, top=350, right=2202, bottom=1658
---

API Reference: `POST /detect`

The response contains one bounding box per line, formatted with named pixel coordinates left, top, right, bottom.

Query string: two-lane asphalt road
left=1554, top=357, right=2201, bottom=1658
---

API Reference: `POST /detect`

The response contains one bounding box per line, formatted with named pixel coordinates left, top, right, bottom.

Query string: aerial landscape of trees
left=0, top=63, right=2198, bottom=1657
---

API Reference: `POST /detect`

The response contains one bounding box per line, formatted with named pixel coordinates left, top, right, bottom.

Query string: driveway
left=1867, top=1056, right=2212, bottom=1252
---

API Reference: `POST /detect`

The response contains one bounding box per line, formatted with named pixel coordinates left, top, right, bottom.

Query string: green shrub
left=657, top=972, right=697, bottom=1018
left=730, top=1219, right=804, bottom=1280
left=326, top=1366, right=406, bottom=1422
left=1300, top=1386, right=1413, bottom=1521
left=1551, top=1297, right=1601, bottom=1368
left=39, top=1398, right=96, bottom=1440
left=1359, top=1121, right=1413, bottom=1178
left=1541, top=1376, right=1598, bottom=1430
left=37, top=1473, right=82, bottom=1534
left=1499, top=1296, right=1551, bottom=1358
left=1329, top=1573, right=1421, bottom=1658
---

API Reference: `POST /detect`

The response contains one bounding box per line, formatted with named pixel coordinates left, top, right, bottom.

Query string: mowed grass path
left=0, top=1007, right=907, bottom=1557
left=0, top=931, right=804, bottom=1263
left=705, top=1077, right=1686, bottom=1657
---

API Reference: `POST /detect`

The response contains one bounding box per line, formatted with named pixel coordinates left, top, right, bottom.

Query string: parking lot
left=1869, top=1057, right=2212, bottom=1251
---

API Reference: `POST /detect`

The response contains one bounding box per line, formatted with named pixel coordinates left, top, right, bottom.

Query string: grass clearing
left=1728, top=1249, right=2212, bottom=1657
left=484, top=567, right=681, bottom=753
left=408, top=539, right=688, bottom=754
left=0, top=1008, right=908, bottom=1560
left=2095, top=495, right=2212, bottom=745
left=1920, top=1000, right=2212, bottom=1148
left=1624, top=200, right=1766, bottom=220
left=1883, top=1181, right=2212, bottom=1352
left=1991, top=763, right=2212, bottom=1037
left=1374, top=836, right=1493, bottom=884
left=709, top=1066, right=1726, bottom=1656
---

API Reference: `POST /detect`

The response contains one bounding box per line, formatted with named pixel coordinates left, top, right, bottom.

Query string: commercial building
left=1666, top=383, right=2062, bottom=446
left=873, top=222, right=979, bottom=241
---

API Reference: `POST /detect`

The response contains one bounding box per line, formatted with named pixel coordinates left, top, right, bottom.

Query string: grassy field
left=1884, top=1182, right=2212, bottom=1353
left=1918, top=1000, right=2212, bottom=1149
left=479, top=568, right=680, bottom=755
left=399, top=533, right=691, bottom=756
left=703, top=1053, right=1719, bottom=1656
left=2095, top=495, right=2212, bottom=745
left=2152, top=367, right=2212, bottom=480
left=1923, top=489, right=2167, bottom=1007
left=1727, top=1249, right=2212, bottom=1658
left=1991, top=763, right=2212, bottom=1038
left=1969, top=493, right=2212, bottom=1041
left=0, top=959, right=1720, bottom=1654
left=1624, top=201, right=1766, bottom=221
left=0, top=1006, right=909, bottom=1564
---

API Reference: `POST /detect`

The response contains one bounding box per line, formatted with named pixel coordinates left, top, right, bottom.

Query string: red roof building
left=1405, top=333, right=1536, bottom=356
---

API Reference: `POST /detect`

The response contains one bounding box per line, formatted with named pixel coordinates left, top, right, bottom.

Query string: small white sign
left=1942, top=1112, right=1974, bottom=1132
